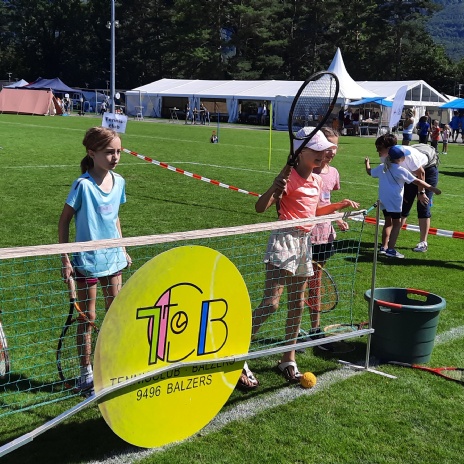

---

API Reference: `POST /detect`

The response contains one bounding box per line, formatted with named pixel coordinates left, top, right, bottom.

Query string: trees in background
left=0, top=0, right=462, bottom=96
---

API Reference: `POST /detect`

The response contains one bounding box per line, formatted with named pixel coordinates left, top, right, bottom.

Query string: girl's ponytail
left=80, top=155, right=94, bottom=174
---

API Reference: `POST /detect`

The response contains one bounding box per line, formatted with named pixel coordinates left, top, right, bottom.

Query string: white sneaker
left=386, top=248, right=405, bottom=259
left=74, top=376, right=94, bottom=396
left=413, top=241, right=428, bottom=252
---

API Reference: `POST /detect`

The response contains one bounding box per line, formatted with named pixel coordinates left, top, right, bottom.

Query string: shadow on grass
left=438, top=170, right=464, bottom=178
left=0, top=414, right=135, bottom=464
left=349, top=242, right=464, bottom=272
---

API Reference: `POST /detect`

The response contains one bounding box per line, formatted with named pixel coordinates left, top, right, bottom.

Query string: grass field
left=0, top=113, right=463, bottom=464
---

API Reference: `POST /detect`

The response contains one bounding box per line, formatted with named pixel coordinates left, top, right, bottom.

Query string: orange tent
left=0, top=88, right=63, bottom=115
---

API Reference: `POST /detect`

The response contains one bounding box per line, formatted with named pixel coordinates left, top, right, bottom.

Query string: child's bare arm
left=412, top=178, right=441, bottom=195
left=364, top=157, right=372, bottom=176
left=316, top=199, right=360, bottom=216
left=255, top=165, right=291, bottom=213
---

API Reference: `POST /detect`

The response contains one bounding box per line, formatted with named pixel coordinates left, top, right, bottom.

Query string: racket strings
left=58, top=321, right=97, bottom=387
left=291, top=74, right=338, bottom=135
left=305, top=266, right=338, bottom=314
left=441, top=369, right=464, bottom=382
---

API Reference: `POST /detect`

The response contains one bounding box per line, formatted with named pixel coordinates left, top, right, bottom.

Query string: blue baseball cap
left=388, top=145, right=410, bottom=160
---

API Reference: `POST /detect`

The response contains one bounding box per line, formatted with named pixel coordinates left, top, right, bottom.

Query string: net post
left=365, top=201, right=381, bottom=369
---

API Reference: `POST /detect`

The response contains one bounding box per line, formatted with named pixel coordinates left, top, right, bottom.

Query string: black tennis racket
left=388, top=361, right=464, bottom=385
left=305, top=261, right=339, bottom=313
left=287, top=71, right=339, bottom=167
left=56, top=278, right=99, bottom=390
left=0, top=313, right=10, bottom=379
left=273, top=71, right=339, bottom=200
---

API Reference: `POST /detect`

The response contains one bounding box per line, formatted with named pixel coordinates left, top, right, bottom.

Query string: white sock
left=80, top=365, right=93, bottom=381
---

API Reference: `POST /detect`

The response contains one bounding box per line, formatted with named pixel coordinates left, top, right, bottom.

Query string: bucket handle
left=376, top=288, right=430, bottom=310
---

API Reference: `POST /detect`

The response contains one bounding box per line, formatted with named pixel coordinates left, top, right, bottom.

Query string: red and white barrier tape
left=123, top=148, right=260, bottom=197
left=361, top=216, right=464, bottom=240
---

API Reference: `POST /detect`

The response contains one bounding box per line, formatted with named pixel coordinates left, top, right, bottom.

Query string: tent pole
left=268, top=103, right=272, bottom=170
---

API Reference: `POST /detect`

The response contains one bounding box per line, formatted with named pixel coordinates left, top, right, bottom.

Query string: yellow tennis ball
left=300, top=372, right=317, bottom=389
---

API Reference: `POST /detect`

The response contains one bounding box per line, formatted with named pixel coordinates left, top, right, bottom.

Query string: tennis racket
left=56, top=278, right=99, bottom=389
left=388, top=361, right=464, bottom=385
left=323, top=321, right=369, bottom=334
left=273, top=71, right=339, bottom=200
left=0, top=313, right=10, bottom=379
left=305, top=261, right=339, bottom=313
left=287, top=71, right=339, bottom=167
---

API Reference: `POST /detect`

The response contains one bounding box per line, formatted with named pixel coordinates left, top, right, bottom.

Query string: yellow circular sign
left=93, top=246, right=251, bottom=448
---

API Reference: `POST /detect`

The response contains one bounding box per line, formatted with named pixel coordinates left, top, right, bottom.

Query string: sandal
left=277, top=360, right=302, bottom=384
left=236, top=362, right=259, bottom=391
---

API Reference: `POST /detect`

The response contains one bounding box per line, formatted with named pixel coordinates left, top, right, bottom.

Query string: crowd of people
left=407, top=109, right=463, bottom=154
left=184, top=102, right=210, bottom=125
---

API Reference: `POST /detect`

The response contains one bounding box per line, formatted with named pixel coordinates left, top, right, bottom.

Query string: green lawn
left=0, top=114, right=463, bottom=464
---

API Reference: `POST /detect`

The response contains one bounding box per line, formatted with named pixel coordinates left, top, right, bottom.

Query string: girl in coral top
left=238, top=129, right=359, bottom=390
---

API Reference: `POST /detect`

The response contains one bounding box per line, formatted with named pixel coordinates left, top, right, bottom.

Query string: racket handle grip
left=273, top=164, right=292, bottom=199
left=67, top=276, right=77, bottom=301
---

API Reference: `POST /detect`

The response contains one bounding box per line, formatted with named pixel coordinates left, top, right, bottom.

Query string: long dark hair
left=80, top=127, right=120, bottom=174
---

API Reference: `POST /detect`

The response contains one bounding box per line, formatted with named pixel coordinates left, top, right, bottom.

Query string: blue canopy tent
left=440, top=98, right=464, bottom=109
left=80, top=90, right=107, bottom=113
left=350, top=97, right=393, bottom=136
left=350, top=97, right=393, bottom=107
left=25, top=77, right=81, bottom=95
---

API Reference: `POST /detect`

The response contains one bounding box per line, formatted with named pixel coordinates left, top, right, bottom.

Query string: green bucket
left=364, top=288, right=446, bottom=364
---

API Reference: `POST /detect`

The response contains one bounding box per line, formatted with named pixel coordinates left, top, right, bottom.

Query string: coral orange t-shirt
left=278, top=168, right=322, bottom=231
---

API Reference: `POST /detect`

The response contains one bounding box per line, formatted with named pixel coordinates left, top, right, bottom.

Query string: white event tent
left=126, top=47, right=449, bottom=128
left=126, top=78, right=306, bottom=128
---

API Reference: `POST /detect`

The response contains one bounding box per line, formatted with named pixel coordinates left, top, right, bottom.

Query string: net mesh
left=291, top=73, right=338, bottom=135
left=0, top=211, right=366, bottom=418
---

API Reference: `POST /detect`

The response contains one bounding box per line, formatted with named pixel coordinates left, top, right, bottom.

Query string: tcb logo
left=136, top=283, right=229, bottom=365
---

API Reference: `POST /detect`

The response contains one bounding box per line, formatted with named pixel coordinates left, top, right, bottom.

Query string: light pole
left=106, top=0, right=120, bottom=114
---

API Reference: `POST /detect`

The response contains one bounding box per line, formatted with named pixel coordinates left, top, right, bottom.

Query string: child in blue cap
left=365, top=146, right=441, bottom=258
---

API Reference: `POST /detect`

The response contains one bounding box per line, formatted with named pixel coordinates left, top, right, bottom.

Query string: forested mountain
left=0, top=0, right=463, bottom=96
left=428, top=0, right=464, bottom=61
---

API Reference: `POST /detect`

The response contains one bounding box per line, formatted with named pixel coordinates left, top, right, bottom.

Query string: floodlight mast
left=108, top=0, right=119, bottom=114
left=110, top=0, right=116, bottom=114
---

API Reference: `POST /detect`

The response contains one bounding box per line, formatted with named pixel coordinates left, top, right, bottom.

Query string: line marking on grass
left=92, top=325, right=464, bottom=464
left=1, top=160, right=460, bottom=199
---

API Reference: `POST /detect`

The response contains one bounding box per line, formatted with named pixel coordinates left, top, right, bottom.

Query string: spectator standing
left=261, top=102, right=268, bottom=125
left=352, top=109, right=361, bottom=135
left=430, top=120, right=441, bottom=151
left=184, top=101, right=191, bottom=124
left=402, top=108, right=415, bottom=146
left=460, top=111, right=464, bottom=143
left=449, top=110, right=460, bottom=143
left=416, top=116, right=430, bottom=144
left=441, top=124, right=450, bottom=154
left=257, top=104, right=263, bottom=125
left=338, top=107, right=345, bottom=134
